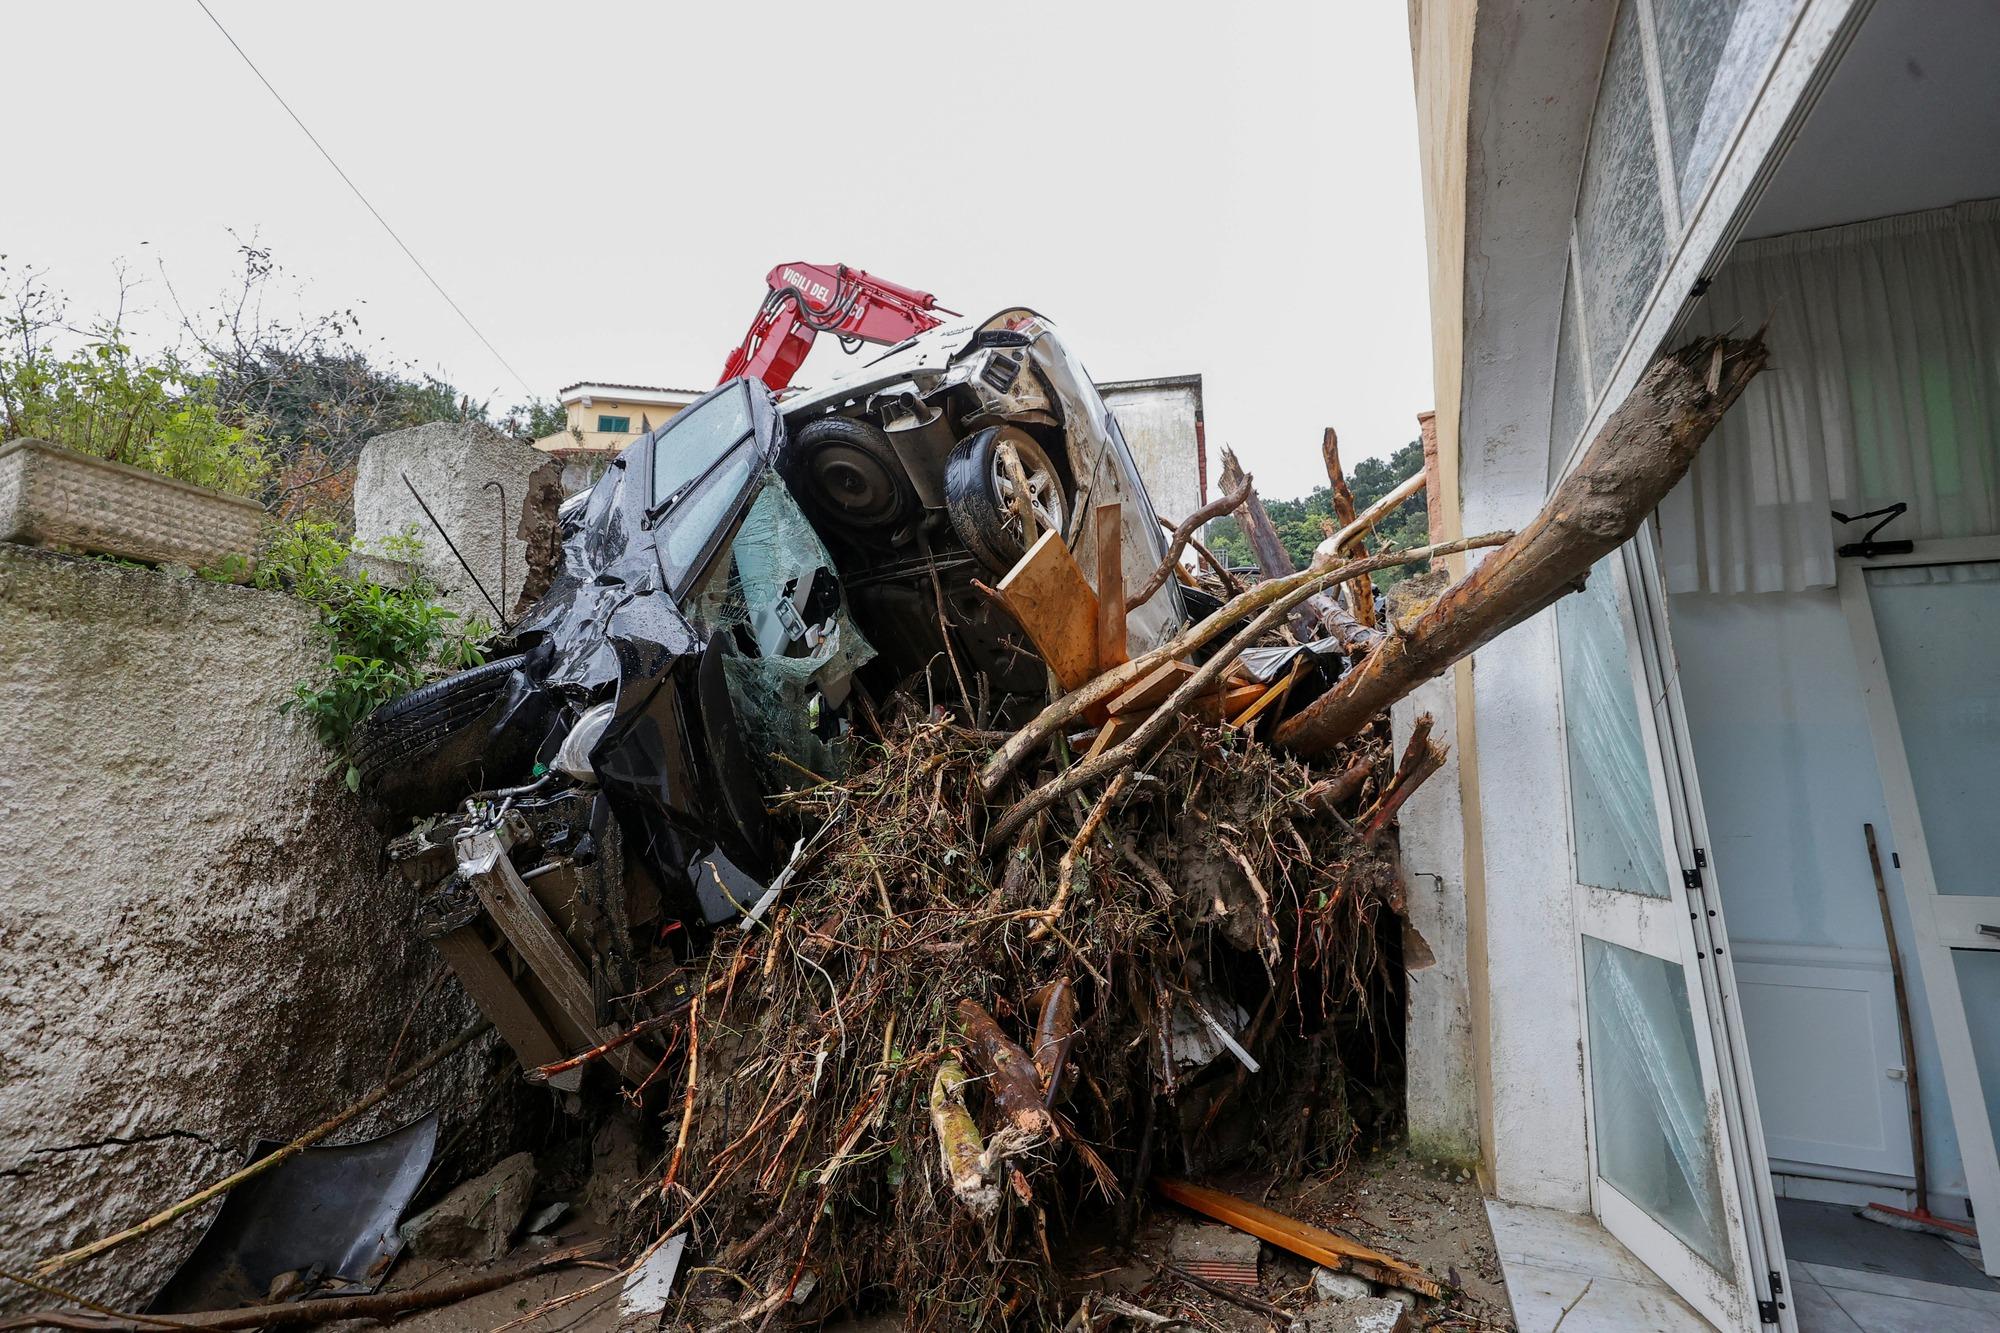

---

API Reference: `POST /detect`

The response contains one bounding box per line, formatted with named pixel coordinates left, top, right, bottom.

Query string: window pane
left=1550, top=259, right=1590, bottom=486
left=1865, top=561, right=2000, bottom=897
left=1655, top=0, right=1794, bottom=216
left=597, top=414, right=630, bottom=434
left=1575, top=0, right=1667, bottom=388
left=1558, top=554, right=1671, bottom=897
left=1953, top=950, right=2000, bottom=1165
left=660, top=444, right=756, bottom=589
left=1584, top=935, right=1731, bottom=1273
left=651, top=385, right=753, bottom=508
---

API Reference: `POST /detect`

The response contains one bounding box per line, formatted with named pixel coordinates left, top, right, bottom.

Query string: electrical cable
left=191, top=0, right=536, bottom=398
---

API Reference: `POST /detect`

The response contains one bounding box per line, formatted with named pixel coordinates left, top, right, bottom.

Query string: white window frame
left=1551, top=0, right=1868, bottom=483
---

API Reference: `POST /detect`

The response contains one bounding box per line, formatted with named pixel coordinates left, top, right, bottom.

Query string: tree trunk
left=1219, top=446, right=1294, bottom=578
left=1274, top=335, right=1767, bottom=757
left=1321, top=428, right=1376, bottom=627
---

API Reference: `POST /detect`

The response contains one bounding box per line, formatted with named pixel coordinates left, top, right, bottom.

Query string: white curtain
left=1661, top=199, right=2000, bottom=594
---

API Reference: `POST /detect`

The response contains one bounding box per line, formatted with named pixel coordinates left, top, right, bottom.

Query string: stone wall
left=0, top=544, right=496, bottom=1312
left=353, top=422, right=560, bottom=626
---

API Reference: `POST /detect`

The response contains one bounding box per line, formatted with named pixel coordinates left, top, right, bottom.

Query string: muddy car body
left=366, top=312, right=1190, bottom=1080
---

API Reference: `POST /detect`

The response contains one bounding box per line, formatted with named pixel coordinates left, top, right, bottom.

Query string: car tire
left=353, top=654, right=541, bottom=815
left=789, top=415, right=918, bottom=534
left=945, top=426, right=1070, bottom=574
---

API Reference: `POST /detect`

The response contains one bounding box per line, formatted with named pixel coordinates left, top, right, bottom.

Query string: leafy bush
left=255, top=518, right=490, bottom=787
left=0, top=323, right=272, bottom=498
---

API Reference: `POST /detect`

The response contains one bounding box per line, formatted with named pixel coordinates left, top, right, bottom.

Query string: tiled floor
left=1487, top=1197, right=2000, bottom=1331
left=1790, top=1259, right=2000, bottom=1331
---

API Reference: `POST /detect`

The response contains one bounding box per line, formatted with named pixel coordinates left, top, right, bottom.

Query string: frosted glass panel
left=1585, top=935, right=1730, bottom=1272
left=1575, top=0, right=1667, bottom=387
left=1952, top=950, right=2000, bottom=1158
left=1866, top=562, right=2000, bottom=898
left=1654, top=0, right=1795, bottom=215
left=1559, top=556, right=1672, bottom=897
left=1550, top=261, right=1590, bottom=483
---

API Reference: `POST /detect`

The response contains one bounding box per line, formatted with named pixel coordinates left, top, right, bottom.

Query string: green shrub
left=1, top=330, right=272, bottom=498
left=256, top=519, right=489, bottom=787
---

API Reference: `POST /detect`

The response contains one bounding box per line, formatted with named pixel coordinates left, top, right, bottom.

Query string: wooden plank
left=464, top=834, right=654, bottom=1084
left=995, top=528, right=1101, bottom=692
left=1094, top=502, right=1128, bottom=673
left=1154, top=1177, right=1442, bottom=1299
left=1084, top=712, right=1141, bottom=762
left=1229, top=660, right=1304, bottom=730
left=432, top=927, right=580, bottom=1092
left=1188, top=682, right=1266, bottom=724
left=1106, top=660, right=1198, bottom=717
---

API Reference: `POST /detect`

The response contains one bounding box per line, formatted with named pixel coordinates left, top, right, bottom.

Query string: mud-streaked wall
left=0, top=544, right=496, bottom=1312
left=1102, top=376, right=1205, bottom=528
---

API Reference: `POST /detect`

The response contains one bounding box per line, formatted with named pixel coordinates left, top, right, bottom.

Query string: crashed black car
left=361, top=311, right=1191, bottom=1083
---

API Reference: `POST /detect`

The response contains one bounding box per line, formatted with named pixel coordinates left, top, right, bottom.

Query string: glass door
left=1555, top=532, right=1794, bottom=1330
left=1842, top=541, right=2000, bottom=1274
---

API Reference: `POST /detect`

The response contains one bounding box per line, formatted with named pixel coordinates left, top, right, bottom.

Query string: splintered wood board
left=1154, top=1177, right=1442, bottom=1299
left=1229, top=662, right=1303, bottom=729
left=996, top=529, right=1100, bottom=692
left=1084, top=712, right=1142, bottom=762
left=1107, top=660, right=1199, bottom=716
left=1190, top=682, right=1267, bottom=723
left=1095, top=502, right=1128, bottom=673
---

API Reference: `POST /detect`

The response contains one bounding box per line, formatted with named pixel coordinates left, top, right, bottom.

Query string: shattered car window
left=660, top=444, right=757, bottom=589
left=650, top=383, right=754, bottom=509
left=688, top=474, right=875, bottom=788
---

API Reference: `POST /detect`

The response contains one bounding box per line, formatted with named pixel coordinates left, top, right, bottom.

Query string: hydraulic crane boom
left=720, top=262, right=951, bottom=392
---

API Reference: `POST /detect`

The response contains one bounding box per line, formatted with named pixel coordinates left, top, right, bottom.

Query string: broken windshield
left=649, top=381, right=754, bottom=510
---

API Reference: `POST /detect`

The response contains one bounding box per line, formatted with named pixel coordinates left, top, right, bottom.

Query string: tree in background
left=0, top=257, right=271, bottom=497
left=173, top=242, right=526, bottom=521
left=1203, top=437, right=1429, bottom=586
left=3, top=242, right=568, bottom=524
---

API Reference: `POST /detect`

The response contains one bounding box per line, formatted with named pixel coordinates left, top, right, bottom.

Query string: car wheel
left=789, top=415, right=918, bottom=534
left=944, top=426, right=1070, bottom=574
left=353, top=654, right=547, bottom=815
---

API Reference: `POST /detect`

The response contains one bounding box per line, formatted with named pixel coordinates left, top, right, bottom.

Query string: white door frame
left=1839, top=534, right=2000, bottom=1274
left=1631, top=527, right=1797, bottom=1325
left=1557, top=537, right=1793, bottom=1331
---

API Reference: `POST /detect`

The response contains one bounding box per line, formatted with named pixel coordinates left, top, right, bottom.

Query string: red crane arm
left=720, top=262, right=949, bottom=392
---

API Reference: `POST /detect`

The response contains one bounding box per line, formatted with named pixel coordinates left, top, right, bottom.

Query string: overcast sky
left=4, top=3, right=1432, bottom=500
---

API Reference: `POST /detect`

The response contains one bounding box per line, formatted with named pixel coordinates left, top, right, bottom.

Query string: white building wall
left=1101, top=379, right=1203, bottom=527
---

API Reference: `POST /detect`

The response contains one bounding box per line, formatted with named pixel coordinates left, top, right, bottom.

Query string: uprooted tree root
left=609, top=715, right=1408, bottom=1330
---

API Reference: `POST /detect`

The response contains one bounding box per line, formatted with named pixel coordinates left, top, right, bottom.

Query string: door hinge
left=1694, top=847, right=1708, bottom=869
left=1683, top=866, right=1703, bottom=891
left=1758, top=1269, right=1785, bottom=1324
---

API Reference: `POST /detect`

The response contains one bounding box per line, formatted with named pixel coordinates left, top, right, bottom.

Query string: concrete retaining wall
left=0, top=544, right=495, bottom=1312
left=354, top=422, right=559, bottom=626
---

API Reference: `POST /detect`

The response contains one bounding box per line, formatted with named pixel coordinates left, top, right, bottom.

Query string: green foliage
left=0, top=264, right=272, bottom=497
left=256, top=518, right=489, bottom=787
left=1205, top=438, right=1431, bottom=588
left=499, top=397, right=571, bottom=444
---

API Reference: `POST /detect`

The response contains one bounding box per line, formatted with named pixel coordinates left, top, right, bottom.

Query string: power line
left=192, top=0, right=536, bottom=398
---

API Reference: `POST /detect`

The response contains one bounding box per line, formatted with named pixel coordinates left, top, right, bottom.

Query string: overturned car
left=363, top=311, right=1192, bottom=1085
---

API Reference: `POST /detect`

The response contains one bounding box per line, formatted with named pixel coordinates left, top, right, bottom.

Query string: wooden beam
left=1094, top=502, right=1128, bottom=672
left=1106, top=660, right=1198, bottom=716
left=431, top=926, right=580, bottom=1092
left=462, top=832, right=654, bottom=1083
left=994, top=529, right=1101, bottom=691
left=1154, top=1177, right=1442, bottom=1299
